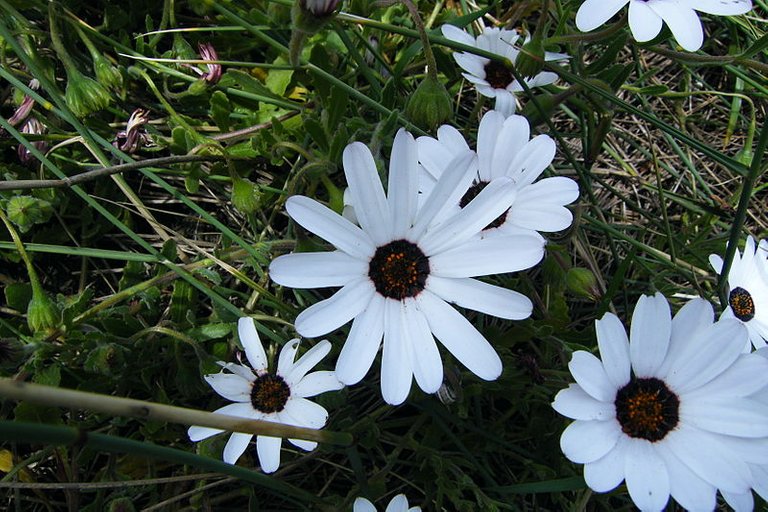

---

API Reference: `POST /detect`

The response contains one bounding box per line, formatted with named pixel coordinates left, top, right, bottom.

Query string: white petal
left=656, top=448, right=716, bottom=512
left=291, top=370, right=343, bottom=397
left=419, top=177, right=518, bottom=255
left=204, top=372, right=252, bottom=402
left=283, top=396, right=329, bottom=428
left=629, top=293, right=671, bottom=378
left=649, top=1, right=703, bottom=51
left=721, top=490, right=755, bottom=512
left=417, top=290, right=502, bottom=380
left=417, top=137, right=452, bottom=180
left=388, top=129, right=419, bottom=238
left=441, top=24, right=476, bottom=46
left=429, top=233, right=545, bottom=277
left=188, top=424, right=224, bottom=442
left=568, top=351, right=616, bottom=402
left=190, top=402, right=256, bottom=443
left=256, top=435, right=282, bottom=473
left=687, top=352, right=768, bottom=399
left=353, top=497, right=377, bottom=512
left=491, top=115, right=531, bottom=180
left=409, top=151, right=477, bottom=241
left=268, top=251, right=367, bottom=289
left=286, top=339, right=332, bottom=384
left=427, top=276, right=532, bottom=320
left=477, top=110, right=506, bottom=181
left=628, top=0, right=663, bottom=42
left=277, top=338, right=300, bottom=377
left=624, top=440, right=670, bottom=512
left=223, top=432, right=254, bottom=465
left=513, top=176, right=580, bottom=206
left=560, top=419, right=621, bottom=464
left=669, top=297, right=714, bottom=349
left=595, top=312, right=631, bottom=388
left=405, top=299, right=443, bottom=393
left=689, top=0, right=752, bottom=15
left=505, top=135, right=556, bottom=187
left=387, top=494, right=410, bottom=512
left=552, top=384, right=616, bottom=421
left=682, top=397, right=768, bottom=437
left=381, top=299, right=413, bottom=405
left=343, top=142, right=391, bottom=245
left=288, top=438, right=317, bottom=451
left=493, top=92, right=517, bottom=118
left=285, top=195, right=375, bottom=260
left=576, top=0, right=630, bottom=31
left=336, top=294, right=385, bottom=385
left=584, top=436, right=628, bottom=492
left=238, top=317, right=268, bottom=372
left=453, top=52, right=487, bottom=78
left=709, top=253, right=725, bottom=274
left=294, top=278, right=375, bottom=338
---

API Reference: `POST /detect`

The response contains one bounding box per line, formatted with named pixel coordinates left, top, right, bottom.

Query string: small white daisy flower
left=709, top=235, right=768, bottom=350
left=575, top=0, right=753, bottom=52
left=441, top=25, right=568, bottom=117
left=552, top=293, right=768, bottom=511
left=270, top=128, right=545, bottom=405
left=353, top=494, right=421, bottom=512
left=188, top=317, right=343, bottom=473
left=417, top=110, right=579, bottom=237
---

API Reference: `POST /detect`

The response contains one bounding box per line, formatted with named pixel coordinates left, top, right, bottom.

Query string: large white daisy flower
left=575, top=0, right=753, bottom=52
left=441, top=25, right=568, bottom=117
left=417, top=110, right=579, bottom=237
left=188, top=317, right=343, bottom=473
left=354, top=494, right=421, bottom=512
left=709, top=235, right=768, bottom=350
left=269, top=128, right=545, bottom=405
left=552, top=293, right=768, bottom=511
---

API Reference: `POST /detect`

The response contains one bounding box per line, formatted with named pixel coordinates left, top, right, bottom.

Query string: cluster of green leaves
left=0, top=0, right=766, bottom=509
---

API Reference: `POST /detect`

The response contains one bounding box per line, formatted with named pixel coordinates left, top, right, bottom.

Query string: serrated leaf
left=32, top=364, right=60, bottom=387
left=326, top=85, right=349, bottom=132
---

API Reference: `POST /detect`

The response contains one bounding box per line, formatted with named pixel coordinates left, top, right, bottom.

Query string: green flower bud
left=565, top=268, right=601, bottom=301
left=93, top=52, right=123, bottom=91
left=289, top=0, right=339, bottom=65
left=65, top=67, right=111, bottom=118
left=515, top=37, right=546, bottom=80
left=405, top=75, right=453, bottom=132
left=231, top=177, right=261, bottom=213
left=27, top=287, right=59, bottom=334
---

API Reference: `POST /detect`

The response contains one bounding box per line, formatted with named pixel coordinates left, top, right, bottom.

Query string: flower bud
left=17, top=117, right=49, bottom=166
left=93, top=52, right=123, bottom=91
left=198, top=42, right=222, bottom=85
left=565, top=268, right=601, bottom=301
left=405, top=75, right=453, bottom=132
left=114, top=109, right=151, bottom=153
left=27, top=287, right=59, bottom=334
left=65, top=68, right=111, bottom=118
left=289, top=0, right=339, bottom=65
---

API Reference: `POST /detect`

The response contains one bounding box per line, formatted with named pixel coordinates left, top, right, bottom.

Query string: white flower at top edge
left=709, top=235, right=768, bottom=351
left=353, top=494, right=421, bottom=512
left=575, top=0, right=752, bottom=52
left=269, top=128, right=546, bottom=405
left=441, top=25, right=568, bottom=117
left=188, top=317, right=343, bottom=473
left=552, top=293, right=768, bottom=511
left=721, top=348, right=768, bottom=511
left=417, top=110, right=579, bottom=238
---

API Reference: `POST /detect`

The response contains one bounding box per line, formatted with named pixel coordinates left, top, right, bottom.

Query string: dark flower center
left=484, top=60, right=514, bottom=89
left=368, top=239, right=430, bottom=300
left=251, top=374, right=290, bottom=413
left=615, top=377, right=679, bottom=442
left=729, top=286, right=755, bottom=322
left=459, top=180, right=508, bottom=230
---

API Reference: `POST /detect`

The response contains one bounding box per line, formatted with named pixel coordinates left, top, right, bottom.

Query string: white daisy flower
left=188, top=317, right=343, bottom=473
left=269, top=128, right=545, bottom=405
left=575, top=0, right=753, bottom=52
left=709, top=235, right=768, bottom=350
left=552, top=293, right=768, bottom=511
left=417, top=110, right=579, bottom=237
left=353, top=494, right=421, bottom=512
left=441, top=25, right=568, bottom=117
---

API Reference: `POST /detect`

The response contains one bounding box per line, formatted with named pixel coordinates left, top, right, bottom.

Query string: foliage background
left=0, top=0, right=766, bottom=509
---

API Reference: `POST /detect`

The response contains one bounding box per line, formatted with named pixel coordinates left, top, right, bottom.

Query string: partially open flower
left=17, top=117, right=49, bottom=165
left=114, top=109, right=151, bottom=154
left=198, top=42, right=222, bottom=85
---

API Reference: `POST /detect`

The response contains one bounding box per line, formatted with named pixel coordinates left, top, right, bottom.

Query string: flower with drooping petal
left=441, top=25, right=568, bottom=117
left=709, top=235, right=768, bottom=351
left=575, top=0, right=753, bottom=52
left=417, top=110, right=579, bottom=237
left=270, top=128, right=545, bottom=405
left=188, top=317, right=343, bottom=473
left=354, top=494, right=421, bottom=512
left=552, top=293, right=768, bottom=511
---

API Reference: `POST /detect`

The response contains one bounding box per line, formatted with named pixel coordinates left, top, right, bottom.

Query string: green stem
left=47, top=2, right=81, bottom=74
left=0, top=379, right=353, bottom=446
left=717, top=121, right=768, bottom=306
left=0, top=210, right=44, bottom=297
left=400, top=0, right=439, bottom=80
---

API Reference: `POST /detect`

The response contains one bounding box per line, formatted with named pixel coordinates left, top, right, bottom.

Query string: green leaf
left=303, top=117, right=328, bottom=151
left=265, top=59, right=293, bottom=97
left=33, top=364, right=60, bottom=387
left=187, top=323, right=233, bottom=342
left=4, top=282, right=32, bottom=311
left=6, top=195, right=53, bottom=233
left=585, top=33, right=629, bottom=75
left=325, top=85, right=349, bottom=132
left=210, top=90, right=232, bottom=131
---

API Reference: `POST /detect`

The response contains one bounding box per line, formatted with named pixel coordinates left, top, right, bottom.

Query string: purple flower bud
left=17, top=117, right=48, bottom=165
left=114, top=108, right=151, bottom=153
left=300, top=0, right=339, bottom=17
left=6, top=79, right=40, bottom=128
left=198, top=42, right=222, bottom=84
